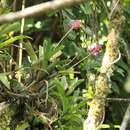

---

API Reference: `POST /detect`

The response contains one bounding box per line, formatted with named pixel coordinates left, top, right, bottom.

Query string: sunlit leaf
left=0, top=22, right=21, bottom=35
left=15, top=122, right=29, bottom=130
left=23, top=40, right=37, bottom=63
left=69, top=68, right=74, bottom=80
left=0, top=73, right=10, bottom=89
left=67, top=78, right=84, bottom=95
left=0, top=35, right=30, bottom=48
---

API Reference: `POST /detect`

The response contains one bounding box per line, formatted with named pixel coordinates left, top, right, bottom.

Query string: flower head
left=88, top=43, right=102, bottom=56
left=71, top=20, right=81, bottom=29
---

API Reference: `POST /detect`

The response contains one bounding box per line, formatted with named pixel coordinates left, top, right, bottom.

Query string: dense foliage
left=0, top=0, right=130, bottom=130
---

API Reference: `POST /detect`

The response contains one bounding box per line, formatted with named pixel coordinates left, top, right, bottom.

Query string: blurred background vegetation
left=0, top=0, right=130, bottom=130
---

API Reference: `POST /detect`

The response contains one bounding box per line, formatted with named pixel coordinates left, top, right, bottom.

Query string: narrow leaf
left=0, top=35, right=30, bottom=48
left=15, top=122, right=29, bottom=130
left=23, top=40, right=37, bottom=63
left=67, top=78, right=84, bottom=95
left=0, top=22, right=21, bottom=35
left=0, top=73, right=10, bottom=89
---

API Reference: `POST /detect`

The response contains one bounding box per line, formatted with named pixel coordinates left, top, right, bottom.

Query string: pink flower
left=71, top=20, right=81, bottom=29
left=88, top=43, right=102, bottom=56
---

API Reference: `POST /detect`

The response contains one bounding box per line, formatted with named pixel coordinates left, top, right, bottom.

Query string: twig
left=44, top=80, right=49, bottom=106
left=11, top=44, right=26, bottom=50
left=109, top=0, right=120, bottom=19
left=0, top=0, right=84, bottom=23
left=101, top=0, right=109, bottom=17
left=18, top=0, right=25, bottom=82
left=63, top=55, right=77, bottom=67
left=72, top=54, right=90, bottom=67
left=109, top=49, right=121, bottom=65
left=55, top=27, right=73, bottom=49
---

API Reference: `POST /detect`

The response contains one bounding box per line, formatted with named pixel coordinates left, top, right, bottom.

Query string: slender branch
left=109, top=0, right=120, bottom=19
left=18, top=0, right=25, bottom=82
left=0, top=0, right=84, bottom=23
left=55, top=27, right=73, bottom=49
left=101, top=0, right=109, bottom=17
left=72, top=54, right=90, bottom=67
left=120, top=104, right=130, bottom=130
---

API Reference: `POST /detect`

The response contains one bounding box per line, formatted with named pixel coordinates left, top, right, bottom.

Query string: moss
left=84, top=2, right=125, bottom=129
left=0, top=103, right=14, bottom=130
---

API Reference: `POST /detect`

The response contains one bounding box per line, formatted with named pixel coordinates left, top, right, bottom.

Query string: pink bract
left=71, top=20, right=81, bottom=29
left=88, top=43, right=102, bottom=56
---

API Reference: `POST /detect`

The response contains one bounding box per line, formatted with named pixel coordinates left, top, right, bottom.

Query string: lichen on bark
left=84, top=1, right=125, bottom=130
left=0, top=102, right=14, bottom=130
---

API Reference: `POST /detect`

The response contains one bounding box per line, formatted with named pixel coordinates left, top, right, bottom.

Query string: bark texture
left=83, top=1, right=125, bottom=130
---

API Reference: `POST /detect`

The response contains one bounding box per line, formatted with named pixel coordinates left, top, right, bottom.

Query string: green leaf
left=67, top=78, right=84, bottom=95
left=53, top=79, right=65, bottom=94
left=111, top=82, right=120, bottom=94
left=80, top=2, right=92, bottom=15
left=52, top=91, right=69, bottom=112
left=61, top=76, right=68, bottom=90
left=73, top=100, right=86, bottom=110
left=42, top=39, right=53, bottom=68
left=50, top=43, right=64, bottom=61
left=23, top=40, right=37, bottom=63
left=0, top=73, right=10, bottom=89
left=52, top=79, right=70, bottom=112
left=0, top=22, right=21, bottom=35
left=15, top=122, right=29, bottom=130
left=69, top=68, right=74, bottom=80
left=42, top=38, right=64, bottom=69
left=63, top=114, right=82, bottom=125
left=117, top=59, right=129, bottom=72
left=125, top=73, right=130, bottom=93
left=0, top=35, right=30, bottom=48
left=63, top=19, right=76, bottom=40
left=100, top=124, right=120, bottom=129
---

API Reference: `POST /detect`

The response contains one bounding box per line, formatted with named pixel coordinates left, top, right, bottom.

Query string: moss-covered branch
left=83, top=0, right=125, bottom=130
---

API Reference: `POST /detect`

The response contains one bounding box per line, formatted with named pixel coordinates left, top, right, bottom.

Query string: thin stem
left=72, top=54, right=90, bottom=68
left=18, top=0, right=25, bottom=82
left=109, top=0, right=120, bottom=19
left=120, top=104, right=130, bottom=130
left=101, top=0, right=109, bottom=17
left=63, top=55, right=77, bottom=67
left=109, top=50, right=121, bottom=65
left=54, top=27, right=73, bottom=49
